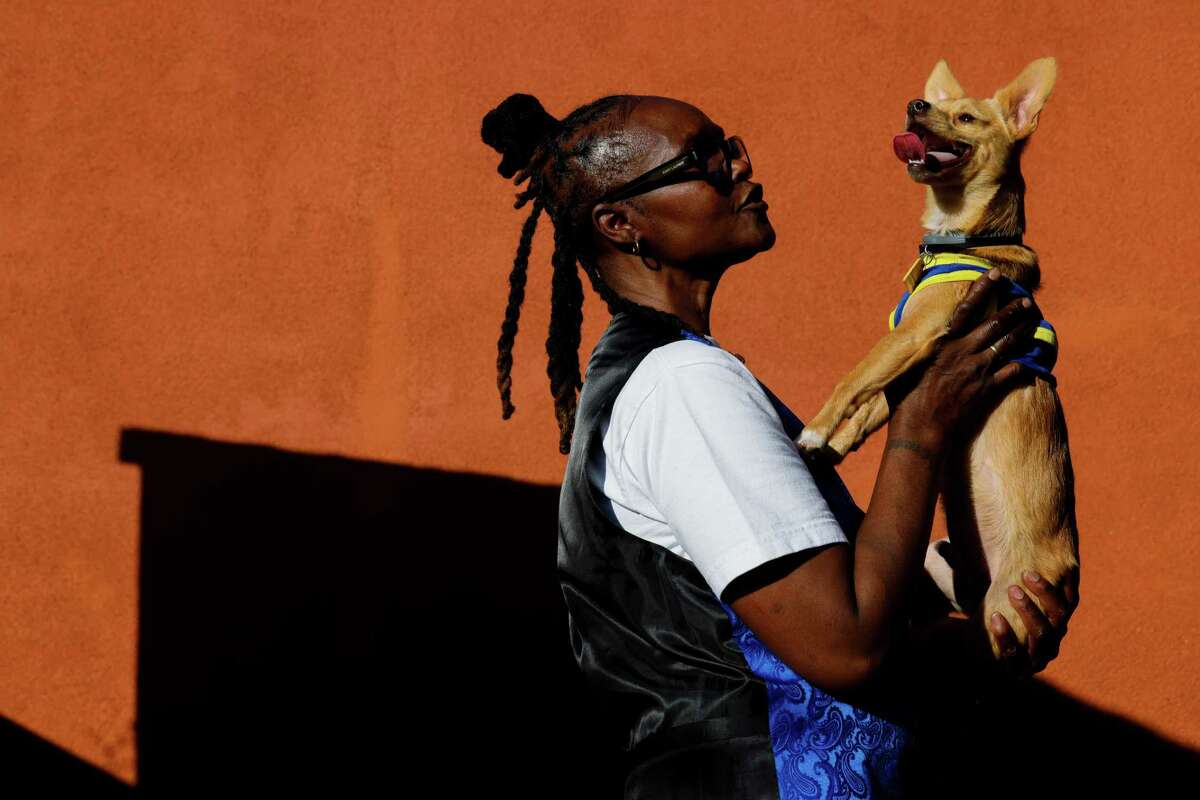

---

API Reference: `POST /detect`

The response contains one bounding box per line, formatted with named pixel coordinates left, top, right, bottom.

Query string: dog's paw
left=826, top=430, right=860, bottom=463
left=797, top=428, right=844, bottom=467
left=796, top=427, right=828, bottom=452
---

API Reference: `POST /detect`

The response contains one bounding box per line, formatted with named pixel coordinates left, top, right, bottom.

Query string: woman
left=481, top=93, right=1077, bottom=798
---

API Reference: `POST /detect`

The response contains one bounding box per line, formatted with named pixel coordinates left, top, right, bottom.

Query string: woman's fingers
left=964, top=296, right=1041, bottom=356
left=1021, top=571, right=1071, bottom=631
left=1006, top=576, right=1069, bottom=673
left=985, top=316, right=1039, bottom=358
left=983, top=361, right=1027, bottom=394
left=944, top=269, right=1006, bottom=338
left=975, top=301, right=1048, bottom=399
left=988, top=611, right=1027, bottom=676
left=979, top=350, right=1037, bottom=400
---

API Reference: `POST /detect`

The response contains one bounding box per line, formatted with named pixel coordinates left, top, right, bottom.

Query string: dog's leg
left=966, top=380, right=1080, bottom=659
left=826, top=391, right=891, bottom=461
left=798, top=306, right=953, bottom=453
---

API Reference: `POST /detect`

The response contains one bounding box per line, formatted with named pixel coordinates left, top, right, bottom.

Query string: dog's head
left=894, top=57, right=1056, bottom=188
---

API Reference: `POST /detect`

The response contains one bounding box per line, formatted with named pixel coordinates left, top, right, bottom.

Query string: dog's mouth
left=893, top=124, right=972, bottom=173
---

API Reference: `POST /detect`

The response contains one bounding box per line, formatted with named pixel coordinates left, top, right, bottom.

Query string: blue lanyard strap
left=680, top=328, right=719, bottom=347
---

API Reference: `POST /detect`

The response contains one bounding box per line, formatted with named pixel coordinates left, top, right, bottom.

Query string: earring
left=632, top=238, right=661, bottom=271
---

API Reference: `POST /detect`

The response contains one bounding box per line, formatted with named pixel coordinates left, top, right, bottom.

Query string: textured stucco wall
left=2, top=0, right=1198, bottom=784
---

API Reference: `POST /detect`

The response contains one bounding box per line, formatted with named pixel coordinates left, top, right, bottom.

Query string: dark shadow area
left=907, top=677, right=1200, bottom=797
left=9, top=427, right=1194, bottom=796
left=0, top=716, right=134, bottom=797
left=118, top=428, right=622, bottom=797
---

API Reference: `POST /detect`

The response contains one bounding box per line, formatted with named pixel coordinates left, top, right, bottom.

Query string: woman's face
left=593, top=96, right=775, bottom=273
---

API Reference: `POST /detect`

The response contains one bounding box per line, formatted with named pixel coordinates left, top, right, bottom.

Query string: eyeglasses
left=597, top=135, right=750, bottom=204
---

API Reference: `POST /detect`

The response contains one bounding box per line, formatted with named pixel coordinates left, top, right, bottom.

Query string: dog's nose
left=907, top=99, right=930, bottom=116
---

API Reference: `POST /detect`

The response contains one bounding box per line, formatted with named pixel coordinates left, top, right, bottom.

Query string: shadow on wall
left=2, top=428, right=1197, bottom=796
left=118, top=428, right=621, bottom=798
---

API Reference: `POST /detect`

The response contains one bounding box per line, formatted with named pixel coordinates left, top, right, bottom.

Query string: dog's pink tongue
left=893, top=132, right=924, bottom=163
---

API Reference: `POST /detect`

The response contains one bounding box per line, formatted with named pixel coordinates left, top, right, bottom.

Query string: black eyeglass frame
left=596, top=135, right=750, bottom=204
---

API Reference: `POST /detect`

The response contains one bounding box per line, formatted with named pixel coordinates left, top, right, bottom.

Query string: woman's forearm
left=847, top=432, right=1026, bottom=699
left=848, top=416, right=950, bottom=673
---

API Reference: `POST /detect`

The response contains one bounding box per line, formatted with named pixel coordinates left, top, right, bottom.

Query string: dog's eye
left=957, top=113, right=976, bottom=124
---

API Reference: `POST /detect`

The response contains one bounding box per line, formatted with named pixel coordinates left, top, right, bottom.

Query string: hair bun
left=481, top=94, right=562, bottom=179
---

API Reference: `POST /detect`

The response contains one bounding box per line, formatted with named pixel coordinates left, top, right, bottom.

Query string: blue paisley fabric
left=720, top=601, right=912, bottom=799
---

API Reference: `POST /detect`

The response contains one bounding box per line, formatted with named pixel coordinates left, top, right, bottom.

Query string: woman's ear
left=591, top=203, right=639, bottom=251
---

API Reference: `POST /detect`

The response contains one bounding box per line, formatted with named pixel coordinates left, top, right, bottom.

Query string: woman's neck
left=602, top=260, right=722, bottom=336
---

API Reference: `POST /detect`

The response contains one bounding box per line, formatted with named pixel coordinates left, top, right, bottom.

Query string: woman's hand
left=885, top=269, right=1045, bottom=446
left=902, top=567, right=1079, bottom=698
left=986, top=567, right=1080, bottom=677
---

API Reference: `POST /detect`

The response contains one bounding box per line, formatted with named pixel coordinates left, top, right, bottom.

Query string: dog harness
left=888, top=252, right=1059, bottom=387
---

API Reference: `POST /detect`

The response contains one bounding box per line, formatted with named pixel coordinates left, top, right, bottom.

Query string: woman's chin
left=760, top=225, right=777, bottom=251
left=728, top=230, right=775, bottom=266
left=752, top=221, right=776, bottom=252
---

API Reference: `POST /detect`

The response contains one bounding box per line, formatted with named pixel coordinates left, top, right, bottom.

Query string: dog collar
left=920, top=232, right=1024, bottom=253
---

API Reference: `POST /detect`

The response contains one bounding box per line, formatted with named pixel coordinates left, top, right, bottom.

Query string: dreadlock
left=481, top=93, right=703, bottom=454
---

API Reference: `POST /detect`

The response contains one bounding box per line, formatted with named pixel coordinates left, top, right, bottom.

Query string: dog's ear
left=993, top=57, right=1057, bottom=140
left=924, top=60, right=966, bottom=103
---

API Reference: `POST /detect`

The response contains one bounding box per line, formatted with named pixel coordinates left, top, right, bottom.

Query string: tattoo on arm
left=885, top=438, right=937, bottom=463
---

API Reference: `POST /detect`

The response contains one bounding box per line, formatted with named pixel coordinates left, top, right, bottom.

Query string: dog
left=796, top=57, right=1079, bottom=659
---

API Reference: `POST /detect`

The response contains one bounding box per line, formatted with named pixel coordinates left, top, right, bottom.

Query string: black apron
left=557, top=310, right=781, bottom=799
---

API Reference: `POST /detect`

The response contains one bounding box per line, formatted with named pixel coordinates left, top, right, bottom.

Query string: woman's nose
left=731, top=152, right=752, bottom=182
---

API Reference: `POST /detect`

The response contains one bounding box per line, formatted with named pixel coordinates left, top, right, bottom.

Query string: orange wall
left=3, top=0, right=1199, bottom=784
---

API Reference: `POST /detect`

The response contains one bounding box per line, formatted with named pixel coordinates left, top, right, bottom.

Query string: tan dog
left=796, top=57, right=1079, bottom=658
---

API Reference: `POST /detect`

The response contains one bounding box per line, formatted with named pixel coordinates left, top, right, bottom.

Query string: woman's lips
left=738, top=184, right=764, bottom=209
left=741, top=200, right=768, bottom=211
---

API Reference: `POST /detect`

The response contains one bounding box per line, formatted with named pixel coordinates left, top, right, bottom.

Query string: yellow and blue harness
left=888, top=253, right=1059, bottom=387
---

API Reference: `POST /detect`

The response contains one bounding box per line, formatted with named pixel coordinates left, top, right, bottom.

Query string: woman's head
left=590, top=97, right=774, bottom=275
left=481, top=92, right=773, bottom=453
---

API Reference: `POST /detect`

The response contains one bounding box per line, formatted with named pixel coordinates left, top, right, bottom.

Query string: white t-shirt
left=586, top=335, right=852, bottom=602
